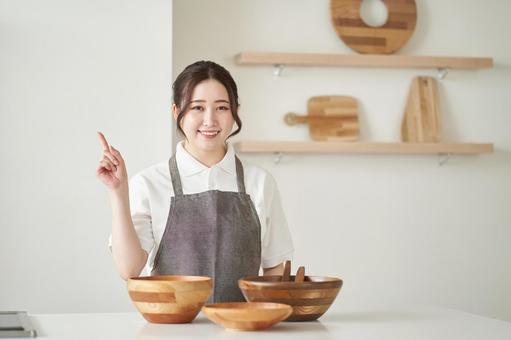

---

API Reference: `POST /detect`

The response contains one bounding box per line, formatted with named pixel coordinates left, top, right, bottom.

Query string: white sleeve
left=261, top=173, right=294, bottom=269
left=108, top=173, right=155, bottom=255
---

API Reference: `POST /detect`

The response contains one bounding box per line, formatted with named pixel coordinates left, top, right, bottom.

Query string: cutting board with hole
left=330, top=0, right=417, bottom=54
left=284, top=96, right=359, bottom=141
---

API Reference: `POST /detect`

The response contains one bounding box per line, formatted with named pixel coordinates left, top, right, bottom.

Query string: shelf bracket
left=273, top=64, right=284, bottom=77
left=438, top=153, right=451, bottom=166
left=273, top=152, right=283, bottom=164
left=437, top=67, right=449, bottom=80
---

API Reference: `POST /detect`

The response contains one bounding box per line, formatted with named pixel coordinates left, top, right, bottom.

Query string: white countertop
left=11, top=306, right=511, bottom=340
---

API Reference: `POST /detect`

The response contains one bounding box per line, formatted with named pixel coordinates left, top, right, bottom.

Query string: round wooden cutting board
left=330, top=0, right=417, bottom=54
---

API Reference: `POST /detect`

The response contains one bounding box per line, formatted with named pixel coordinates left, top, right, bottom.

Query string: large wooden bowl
left=201, top=302, right=292, bottom=331
left=127, top=275, right=212, bottom=324
left=238, top=275, right=342, bottom=321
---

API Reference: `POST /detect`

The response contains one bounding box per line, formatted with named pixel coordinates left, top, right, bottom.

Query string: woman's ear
left=172, top=103, right=179, bottom=121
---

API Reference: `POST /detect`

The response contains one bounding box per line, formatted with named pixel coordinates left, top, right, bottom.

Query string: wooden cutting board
left=284, top=96, right=359, bottom=141
left=401, top=76, right=441, bottom=143
left=330, top=0, right=417, bottom=54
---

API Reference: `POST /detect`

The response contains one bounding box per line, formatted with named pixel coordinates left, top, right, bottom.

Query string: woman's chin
left=194, top=138, right=225, bottom=152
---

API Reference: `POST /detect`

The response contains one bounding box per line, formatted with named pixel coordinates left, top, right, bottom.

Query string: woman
left=96, top=61, right=294, bottom=302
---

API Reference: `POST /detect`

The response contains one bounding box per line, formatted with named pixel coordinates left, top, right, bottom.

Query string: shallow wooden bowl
left=201, top=302, right=292, bottom=331
left=127, top=275, right=212, bottom=324
left=238, top=275, right=342, bottom=321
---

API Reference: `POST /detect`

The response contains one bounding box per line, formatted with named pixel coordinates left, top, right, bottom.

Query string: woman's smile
left=198, top=129, right=221, bottom=138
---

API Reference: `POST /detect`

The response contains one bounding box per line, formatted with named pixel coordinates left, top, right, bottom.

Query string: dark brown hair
left=172, top=61, right=241, bottom=138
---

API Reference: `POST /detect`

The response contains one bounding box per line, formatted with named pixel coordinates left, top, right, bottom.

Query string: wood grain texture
left=330, top=0, right=417, bottom=54
left=239, top=276, right=343, bottom=321
left=201, top=302, right=292, bottom=331
left=401, top=76, right=441, bottom=142
left=284, top=96, right=359, bottom=141
left=127, top=275, right=212, bottom=324
left=235, top=52, right=494, bottom=69
left=234, top=141, right=494, bottom=154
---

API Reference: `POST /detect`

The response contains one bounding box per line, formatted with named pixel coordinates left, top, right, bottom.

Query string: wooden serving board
left=401, top=76, right=441, bottom=143
left=330, top=0, right=417, bottom=54
left=284, top=96, right=359, bottom=141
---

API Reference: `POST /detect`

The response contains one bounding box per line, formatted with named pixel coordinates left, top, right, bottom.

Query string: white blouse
left=108, top=142, right=294, bottom=274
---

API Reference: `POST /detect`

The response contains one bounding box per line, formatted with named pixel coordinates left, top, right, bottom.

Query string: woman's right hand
left=96, top=131, right=128, bottom=192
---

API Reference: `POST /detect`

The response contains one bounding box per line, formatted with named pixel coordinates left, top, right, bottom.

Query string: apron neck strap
left=169, top=154, right=247, bottom=195
left=235, top=156, right=246, bottom=194
left=169, top=156, right=183, bottom=196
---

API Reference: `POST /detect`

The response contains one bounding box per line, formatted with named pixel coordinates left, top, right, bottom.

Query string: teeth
left=199, top=131, right=219, bottom=136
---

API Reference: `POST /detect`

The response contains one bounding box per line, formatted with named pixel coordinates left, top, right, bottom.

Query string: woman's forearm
left=263, top=263, right=284, bottom=276
left=109, top=187, right=147, bottom=280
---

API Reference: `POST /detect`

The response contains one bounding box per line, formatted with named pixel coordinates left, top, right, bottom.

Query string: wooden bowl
left=201, top=302, right=292, bottom=331
left=238, top=275, right=342, bottom=321
left=127, top=275, right=212, bottom=324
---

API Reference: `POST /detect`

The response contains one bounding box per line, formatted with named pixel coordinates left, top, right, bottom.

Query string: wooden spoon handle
left=281, top=260, right=291, bottom=282
left=295, top=266, right=305, bottom=283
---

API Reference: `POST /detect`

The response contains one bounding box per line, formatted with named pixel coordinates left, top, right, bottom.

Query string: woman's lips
left=198, top=130, right=220, bottom=138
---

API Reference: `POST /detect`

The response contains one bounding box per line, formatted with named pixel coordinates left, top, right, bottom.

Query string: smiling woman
left=174, top=78, right=236, bottom=166
left=96, top=61, right=294, bottom=304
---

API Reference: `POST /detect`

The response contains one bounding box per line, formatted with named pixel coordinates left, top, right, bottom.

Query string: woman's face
left=175, top=79, right=235, bottom=154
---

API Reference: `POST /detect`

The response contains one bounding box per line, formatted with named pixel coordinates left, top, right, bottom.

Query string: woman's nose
left=202, top=108, right=216, bottom=126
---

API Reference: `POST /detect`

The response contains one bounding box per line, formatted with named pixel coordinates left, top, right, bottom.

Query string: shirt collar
left=175, top=141, right=237, bottom=177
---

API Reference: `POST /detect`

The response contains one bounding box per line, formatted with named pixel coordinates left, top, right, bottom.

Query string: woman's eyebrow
left=190, top=99, right=230, bottom=103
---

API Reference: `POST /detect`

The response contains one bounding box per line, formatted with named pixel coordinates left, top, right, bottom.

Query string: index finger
left=97, top=131, right=111, bottom=151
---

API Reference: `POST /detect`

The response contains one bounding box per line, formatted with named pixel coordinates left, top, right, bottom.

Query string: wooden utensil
left=330, top=0, right=417, bottom=54
left=401, top=76, right=441, bottom=143
left=201, top=302, right=292, bottom=331
left=295, top=266, right=305, bottom=283
left=281, top=260, right=291, bottom=282
left=284, top=96, right=359, bottom=141
left=127, top=275, right=212, bottom=324
left=280, top=261, right=305, bottom=282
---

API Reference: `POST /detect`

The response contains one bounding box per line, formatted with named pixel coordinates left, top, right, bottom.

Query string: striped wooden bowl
left=202, top=302, right=292, bottom=331
left=127, top=275, right=212, bottom=324
left=238, top=275, right=342, bottom=321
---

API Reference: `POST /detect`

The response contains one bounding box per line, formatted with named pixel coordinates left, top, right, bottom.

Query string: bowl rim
left=202, top=302, right=292, bottom=311
left=128, top=275, right=211, bottom=282
left=239, top=275, right=343, bottom=288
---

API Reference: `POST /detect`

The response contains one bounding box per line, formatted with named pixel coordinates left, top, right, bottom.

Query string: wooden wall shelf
left=235, top=51, right=493, bottom=70
left=235, top=141, right=494, bottom=155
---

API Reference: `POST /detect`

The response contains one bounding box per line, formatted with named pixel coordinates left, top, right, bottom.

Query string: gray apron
left=151, top=155, right=261, bottom=303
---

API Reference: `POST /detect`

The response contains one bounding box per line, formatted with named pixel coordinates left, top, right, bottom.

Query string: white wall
left=173, top=0, right=511, bottom=321
left=0, top=0, right=172, bottom=312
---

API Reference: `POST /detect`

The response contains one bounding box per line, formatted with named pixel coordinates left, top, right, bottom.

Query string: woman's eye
left=218, top=106, right=230, bottom=111
left=191, top=106, right=203, bottom=111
